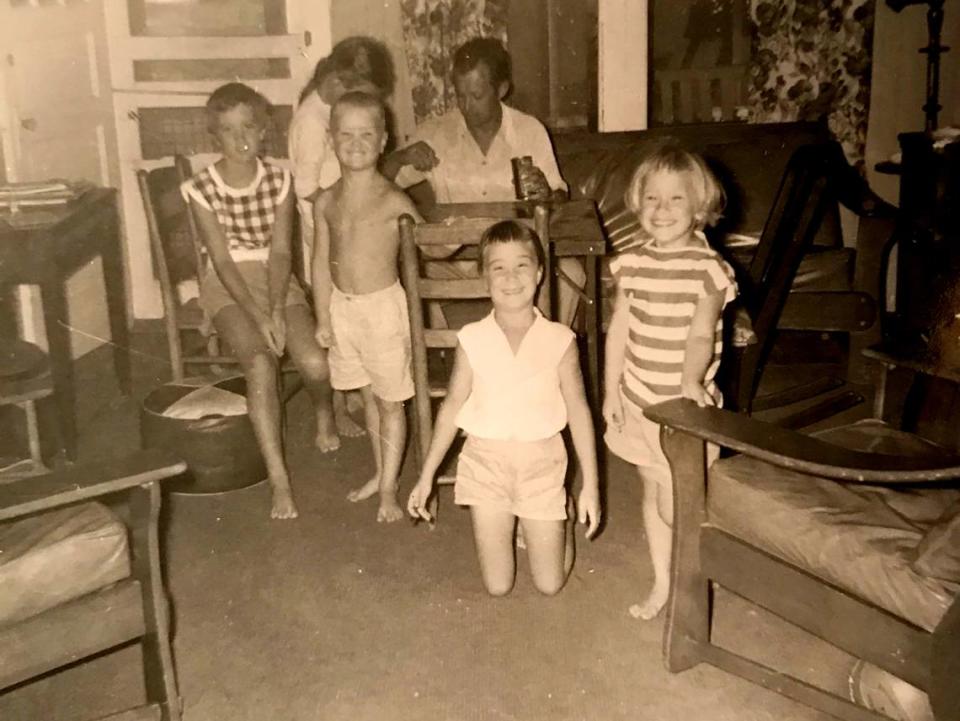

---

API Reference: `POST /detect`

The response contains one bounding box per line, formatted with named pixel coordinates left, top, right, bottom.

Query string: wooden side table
left=0, top=189, right=130, bottom=460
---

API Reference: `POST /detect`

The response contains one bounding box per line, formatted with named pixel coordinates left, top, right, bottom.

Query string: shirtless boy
left=311, top=91, right=421, bottom=523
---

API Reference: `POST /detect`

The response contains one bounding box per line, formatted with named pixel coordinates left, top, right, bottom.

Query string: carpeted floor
left=0, top=335, right=859, bottom=721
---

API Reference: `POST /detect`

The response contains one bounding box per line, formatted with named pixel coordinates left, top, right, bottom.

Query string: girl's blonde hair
left=624, top=143, right=725, bottom=230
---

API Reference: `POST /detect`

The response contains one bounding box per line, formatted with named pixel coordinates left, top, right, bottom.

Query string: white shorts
left=328, top=281, right=414, bottom=402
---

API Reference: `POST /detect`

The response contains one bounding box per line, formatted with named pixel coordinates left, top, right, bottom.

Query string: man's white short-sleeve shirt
left=395, top=103, right=567, bottom=203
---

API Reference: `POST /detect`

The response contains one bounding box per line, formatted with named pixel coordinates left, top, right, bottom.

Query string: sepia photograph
left=0, top=1, right=958, bottom=720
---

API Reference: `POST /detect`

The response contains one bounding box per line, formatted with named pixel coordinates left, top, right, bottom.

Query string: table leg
left=585, top=255, right=602, bottom=410
left=40, top=278, right=77, bottom=460
left=100, top=197, right=132, bottom=395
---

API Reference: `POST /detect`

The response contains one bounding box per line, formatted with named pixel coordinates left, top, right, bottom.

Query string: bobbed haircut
left=624, top=142, right=725, bottom=230
left=302, top=35, right=395, bottom=102
left=205, top=82, right=271, bottom=133
left=477, top=220, right=545, bottom=273
left=331, top=91, right=387, bottom=132
left=452, top=37, right=511, bottom=87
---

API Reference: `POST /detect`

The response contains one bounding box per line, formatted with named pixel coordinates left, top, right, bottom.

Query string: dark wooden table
left=0, top=188, right=130, bottom=459
left=424, top=199, right=607, bottom=406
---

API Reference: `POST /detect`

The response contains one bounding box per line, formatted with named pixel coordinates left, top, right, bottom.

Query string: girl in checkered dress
left=181, top=83, right=337, bottom=520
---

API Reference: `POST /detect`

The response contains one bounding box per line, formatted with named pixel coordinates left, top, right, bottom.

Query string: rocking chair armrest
left=645, top=399, right=960, bottom=483
left=0, top=450, right=186, bottom=521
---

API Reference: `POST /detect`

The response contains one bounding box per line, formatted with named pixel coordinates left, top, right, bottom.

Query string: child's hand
left=315, top=322, right=332, bottom=349
left=602, top=392, right=624, bottom=430
left=255, top=313, right=284, bottom=356
left=577, top=486, right=602, bottom=539
left=680, top=381, right=715, bottom=408
left=406, top=476, right=434, bottom=524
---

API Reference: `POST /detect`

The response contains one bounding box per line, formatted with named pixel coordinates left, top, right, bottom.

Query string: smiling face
left=213, top=103, right=264, bottom=163
left=482, top=239, right=543, bottom=312
left=639, top=168, right=699, bottom=249
left=454, top=63, right=507, bottom=133
left=330, top=102, right=387, bottom=171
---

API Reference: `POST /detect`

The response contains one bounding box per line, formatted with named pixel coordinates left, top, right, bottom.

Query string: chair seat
left=708, top=420, right=960, bottom=632
left=0, top=502, right=129, bottom=627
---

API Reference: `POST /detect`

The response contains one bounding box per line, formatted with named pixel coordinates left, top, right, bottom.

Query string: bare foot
left=335, top=411, right=366, bottom=438
left=377, top=491, right=404, bottom=523
left=347, top=477, right=379, bottom=503
left=315, top=411, right=341, bottom=453
left=270, top=486, right=299, bottom=520
left=630, top=585, right=668, bottom=620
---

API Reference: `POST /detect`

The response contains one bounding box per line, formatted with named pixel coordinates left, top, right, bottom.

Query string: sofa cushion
left=0, top=502, right=130, bottom=627
left=912, top=499, right=960, bottom=584
left=708, top=419, right=959, bottom=632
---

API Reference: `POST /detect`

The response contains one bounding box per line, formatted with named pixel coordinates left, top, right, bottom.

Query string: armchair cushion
left=0, top=502, right=129, bottom=626
left=708, top=419, right=959, bottom=632
left=913, top=499, right=960, bottom=584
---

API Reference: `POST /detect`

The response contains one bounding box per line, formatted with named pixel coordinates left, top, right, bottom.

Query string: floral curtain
left=747, top=0, right=874, bottom=169
left=400, top=0, right=509, bottom=123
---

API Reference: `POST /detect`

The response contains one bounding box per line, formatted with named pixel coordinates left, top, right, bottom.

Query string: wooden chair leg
left=661, top=427, right=711, bottom=672
left=129, top=484, right=181, bottom=721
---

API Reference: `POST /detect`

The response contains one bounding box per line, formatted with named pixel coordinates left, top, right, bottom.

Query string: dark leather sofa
left=551, top=120, right=896, bottom=382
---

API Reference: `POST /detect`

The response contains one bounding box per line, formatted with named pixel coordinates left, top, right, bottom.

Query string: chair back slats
left=417, top=278, right=489, bottom=300
left=137, top=155, right=231, bottom=381
left=424, top=329, right=460, bottom=348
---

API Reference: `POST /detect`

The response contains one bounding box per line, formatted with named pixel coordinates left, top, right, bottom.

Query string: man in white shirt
left=383, top=37, right=585, bottom=325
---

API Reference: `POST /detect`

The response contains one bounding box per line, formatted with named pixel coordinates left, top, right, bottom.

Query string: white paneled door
left=104, top=0, right=331, bottom=319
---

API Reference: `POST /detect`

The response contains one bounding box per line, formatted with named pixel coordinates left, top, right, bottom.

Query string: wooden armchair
left=398, top=206, right=552, bottom=518
left=646, top=398, right=960, bottom=721
left=721, top=142, right=891, bottom=427
left=0, top=450, right=186, bottom=720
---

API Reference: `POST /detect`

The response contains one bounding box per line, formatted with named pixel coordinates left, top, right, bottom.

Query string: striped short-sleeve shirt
left=610, top=235, right=737, bottom=409
left=181, top=158, right=291, bottom=254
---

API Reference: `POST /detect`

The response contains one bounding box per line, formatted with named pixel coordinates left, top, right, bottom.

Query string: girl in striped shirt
left=603, top=145, right=737, bottom=619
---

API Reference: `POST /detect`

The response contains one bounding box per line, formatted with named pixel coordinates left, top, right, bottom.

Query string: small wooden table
left=0, top=188, right=130, bottom=459
left=424, top=199, right=607, bottom=406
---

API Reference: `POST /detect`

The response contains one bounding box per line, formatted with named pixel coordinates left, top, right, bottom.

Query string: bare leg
left=333, top=390, right=365, bottom=437
left=637, top=468, right=673, bottom=619
left=213, top=306, right=297, bottom=520
left=283, top=305, right=339, bottom=452
left=520, top=517, right=568, bottom=596
left=470, top=506, right=518, bottom=596
left=347, top=385, right=381, bottom=503
left=373, top=395, right=406, bottom=523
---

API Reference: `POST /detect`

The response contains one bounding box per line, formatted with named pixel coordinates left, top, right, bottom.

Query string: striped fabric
left=610, top=235, right=737, bottom=409
left=181, top=158, right=290, bottom=254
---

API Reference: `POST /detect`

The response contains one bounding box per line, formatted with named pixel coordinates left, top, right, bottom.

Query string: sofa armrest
left=645, top=398, right=960, bottom=483
left=0, top=450, right=186, bottom=522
